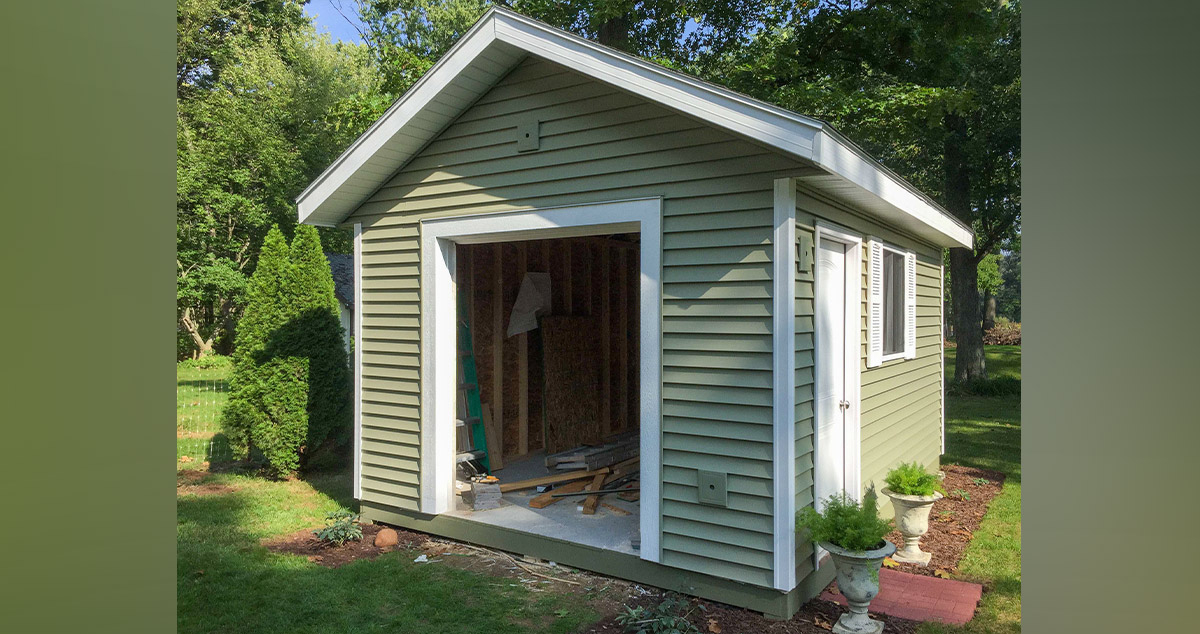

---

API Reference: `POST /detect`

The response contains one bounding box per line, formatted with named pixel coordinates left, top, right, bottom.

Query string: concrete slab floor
left=448, top=452, right=640, bottom=555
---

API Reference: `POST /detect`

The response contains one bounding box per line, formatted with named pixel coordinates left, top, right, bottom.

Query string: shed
left=297, top=7, right=972, bottom=619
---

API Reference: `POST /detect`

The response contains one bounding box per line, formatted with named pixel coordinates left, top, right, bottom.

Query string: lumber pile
left=458, top=441, right=640, bottom=517
left=518, top=456, right=640, bottom=514
left=544, top=434, right=637, bottom=471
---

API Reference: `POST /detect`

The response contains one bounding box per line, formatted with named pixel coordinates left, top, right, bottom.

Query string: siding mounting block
left=697, top=470, right=728, bottom=507
left=516, top=117, right=540, bottom=152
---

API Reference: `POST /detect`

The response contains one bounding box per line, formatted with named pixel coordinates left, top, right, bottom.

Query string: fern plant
left=884, top=462, right=943, bottom=496
left=796, top=490, right=892, bottom=553
left=313, top=510, right=362, bottom=546
left=615, top=595, right=701, bottom=634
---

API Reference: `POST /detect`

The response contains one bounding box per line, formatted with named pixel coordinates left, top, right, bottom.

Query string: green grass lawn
left=178, top=346, right=1020, bottom=633
left=917, top=345, right=1021, bottom=634
left=177, top=469, right=600, bottom=634
left=177, top=361, right=233, bottom=467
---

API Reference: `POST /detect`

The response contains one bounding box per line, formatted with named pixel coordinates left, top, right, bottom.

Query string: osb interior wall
left=457, top=235, right=639, bottom=463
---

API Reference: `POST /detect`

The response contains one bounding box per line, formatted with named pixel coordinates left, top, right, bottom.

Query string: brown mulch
left=883, top=463, right=1005, bottom=577
left=176, top=470, right=236, bottom=496
left=582, top=595, right=920, bottom=634
left=263, top=524, right=429, bottom=568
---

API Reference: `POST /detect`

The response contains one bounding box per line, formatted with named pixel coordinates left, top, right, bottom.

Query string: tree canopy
left=179, top=0, right=1020, bottom=379
left=177, top=0, right=377, bottom=357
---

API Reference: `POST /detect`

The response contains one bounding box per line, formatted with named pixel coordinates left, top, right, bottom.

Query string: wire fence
left=177, top=360, right=234, bottom=468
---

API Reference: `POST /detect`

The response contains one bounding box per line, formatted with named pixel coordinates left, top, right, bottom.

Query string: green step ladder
left=456, top=295, right=490, bottom=474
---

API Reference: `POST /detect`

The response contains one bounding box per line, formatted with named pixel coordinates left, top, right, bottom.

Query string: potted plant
left=797, top=490, right=895, bottom=634
left=881, top=462, right=944, bottom=565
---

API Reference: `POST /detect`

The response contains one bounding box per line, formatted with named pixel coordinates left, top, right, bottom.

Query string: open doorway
left=448, top=233, right=642, bottom=554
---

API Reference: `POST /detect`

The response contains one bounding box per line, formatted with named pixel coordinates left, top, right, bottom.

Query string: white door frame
left=812, top=221, right=862, bottom=570
left=813, top=221, right=863, bottom=498
left=418, top=197, right=663, bottom=563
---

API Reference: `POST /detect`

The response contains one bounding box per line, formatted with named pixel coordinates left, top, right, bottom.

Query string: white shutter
left=867, top=239, right=883, bottom=368
left=904, top=251, right=917, bottom=359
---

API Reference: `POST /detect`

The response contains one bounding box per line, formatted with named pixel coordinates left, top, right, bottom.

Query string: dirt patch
left=264, top=524, right=428, bottom=568
left=582, top=595, right=920, bottom=634
left=176, top=470, right=235, bottom=496
left=884, top=463, right=1006, bottom=577
left=177, top=431, right=215, bottom=439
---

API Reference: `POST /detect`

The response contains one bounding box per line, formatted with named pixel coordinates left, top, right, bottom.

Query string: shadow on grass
left=177, top=477, right=597, bottom=634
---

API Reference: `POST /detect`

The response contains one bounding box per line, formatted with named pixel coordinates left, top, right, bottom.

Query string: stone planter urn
left=822, top=540, right=896, bottom=634
left=882, top=487, right=943, bottom=565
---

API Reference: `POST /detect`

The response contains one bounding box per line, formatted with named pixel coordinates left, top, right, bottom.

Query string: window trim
left=879, top=244, right=909, bottom=364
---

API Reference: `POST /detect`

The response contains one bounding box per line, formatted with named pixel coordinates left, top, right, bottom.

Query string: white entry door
left=814, top=238, right=849, bottom=509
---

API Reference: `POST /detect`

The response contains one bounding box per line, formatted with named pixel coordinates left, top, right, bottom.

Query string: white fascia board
left=493, top=13, right=820, bottom=162
left=296, top=13, right=500, bottom=226
left=813, top=131, right=974, bottom=249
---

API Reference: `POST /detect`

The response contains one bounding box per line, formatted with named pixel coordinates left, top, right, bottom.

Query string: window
left=883, top=250, right=906, bottom=356
left=867, top=239, right=916, bottom=367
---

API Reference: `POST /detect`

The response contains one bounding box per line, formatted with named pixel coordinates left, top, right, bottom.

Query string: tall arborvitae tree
left=221, top=225, right=350, bottom=477
left=285, top=225, right=352, bottom=463
left=223, top=226, right=305, bottom=472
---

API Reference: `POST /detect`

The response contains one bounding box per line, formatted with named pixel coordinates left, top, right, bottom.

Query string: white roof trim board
left=297, top=7, right=973, bottom=249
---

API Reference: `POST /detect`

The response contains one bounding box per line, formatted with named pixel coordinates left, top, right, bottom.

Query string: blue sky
left=305, top=2, right=706, bottom=45
left=306, top=0, right=365, bottom=43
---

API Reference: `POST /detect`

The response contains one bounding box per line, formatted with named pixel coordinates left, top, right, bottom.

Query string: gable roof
left=297, top=7, right=973, bottom=249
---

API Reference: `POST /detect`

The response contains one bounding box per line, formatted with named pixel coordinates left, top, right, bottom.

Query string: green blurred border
left=1025, top=1, right=1200, bottom=632
left=1, top=1, right=176, bottom=632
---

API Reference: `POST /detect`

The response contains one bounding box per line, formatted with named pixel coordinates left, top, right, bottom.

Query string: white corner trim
left=772, top=178, right=797, bottom=591
left=939, top=262, right=946, bottom=455
left=352, top=223, right=363, bottom=500
left=417, top=197, right=663, bottom=563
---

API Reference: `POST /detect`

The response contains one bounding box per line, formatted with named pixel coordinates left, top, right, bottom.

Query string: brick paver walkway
left=819, top=568, right=983, bottom=625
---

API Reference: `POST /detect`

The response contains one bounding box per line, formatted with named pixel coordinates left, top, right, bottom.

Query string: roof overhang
left=297, top=7, right=973, bottom=250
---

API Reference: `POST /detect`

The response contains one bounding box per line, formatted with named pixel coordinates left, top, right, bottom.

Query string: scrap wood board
left=497, top=466, right=610, bottom=493
left=528, top=478, right=590, bottom=509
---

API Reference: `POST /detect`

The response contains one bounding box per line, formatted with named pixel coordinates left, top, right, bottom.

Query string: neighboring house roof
left=296, top=7, right=973, bottom=249
left=325, top=252, right=354, bottom=309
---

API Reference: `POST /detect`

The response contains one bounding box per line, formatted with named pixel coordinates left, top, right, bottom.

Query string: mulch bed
left=582, top=595, right=920, bottom=634
left=252, top=463, right=1002, bottom=629
left=883, top=463, right=1005, bottom=577
left=264, top=524, right=429, bottom=568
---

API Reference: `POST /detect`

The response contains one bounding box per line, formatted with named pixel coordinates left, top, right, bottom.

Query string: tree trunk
left=983, top=292, right=997, bottom=331
left=944, top=113, right=987, bottom=381
left=597, top=15, right=631, bottom=51
left=950, top=249, right=987, bottom=381
left=181, top=307, right=215, bottom=357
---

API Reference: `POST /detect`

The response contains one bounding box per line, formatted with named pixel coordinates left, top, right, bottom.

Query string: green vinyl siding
left=793, top=186, right=944, bottom=529
left=794, top=225, right=817, bottom=583
left=348, top=56, right=807, bottom=588
left=858, top=252, right=943, bottom=509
